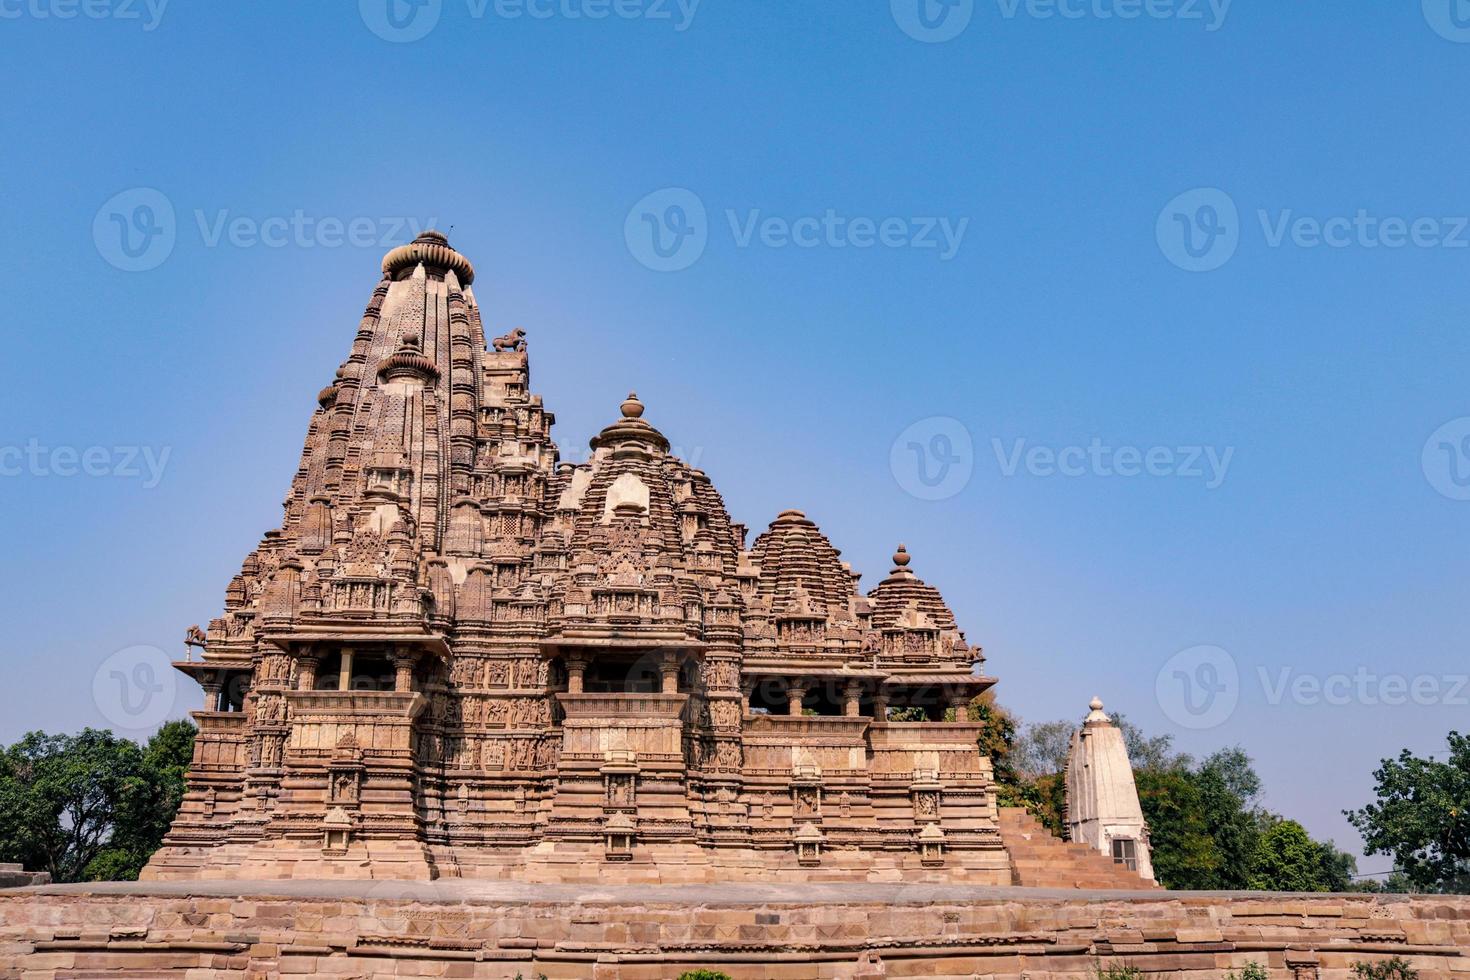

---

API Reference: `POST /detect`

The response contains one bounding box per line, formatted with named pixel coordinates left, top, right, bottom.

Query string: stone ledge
left=8, top=878, right=1452, bottom=905
left=2, top=887, right=1467, bottom=980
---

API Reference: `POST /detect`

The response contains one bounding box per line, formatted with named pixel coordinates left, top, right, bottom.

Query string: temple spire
left=1064, top=696, right=1156, bottom=882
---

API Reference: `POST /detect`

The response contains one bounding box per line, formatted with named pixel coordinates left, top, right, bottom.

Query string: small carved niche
left=918, top=823, right=946, bottom=867
left=793, top=783, right=822, bottom=820
left=605, top=769, right=636, bottom=809
left=322, top=807, right=353, bottom=855
left=328, top=733, right=364, bottom=807
left=604, top=812, right=636, bottom=861
left=795, top=822, right=824, bottom=866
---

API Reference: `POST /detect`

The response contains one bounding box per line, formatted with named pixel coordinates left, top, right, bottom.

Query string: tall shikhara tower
left=149, top=232, right=1136, bottom=886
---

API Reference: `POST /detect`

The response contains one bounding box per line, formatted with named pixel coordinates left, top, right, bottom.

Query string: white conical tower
left=1064, top=697, right=1155, bottom=882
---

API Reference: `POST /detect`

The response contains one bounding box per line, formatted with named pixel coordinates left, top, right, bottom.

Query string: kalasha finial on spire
left=893, top=544, right=911, bottom=568
left=589, top=389, right=669, bottom=454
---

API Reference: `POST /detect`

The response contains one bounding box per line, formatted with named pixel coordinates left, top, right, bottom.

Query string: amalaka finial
left=621, top=391, right=645, bottom=419
left=893, top=544, right=911, bottom=568
left=1090, top=696, right=1104, bottom=711
left=382, top=230, right=474, bottom=285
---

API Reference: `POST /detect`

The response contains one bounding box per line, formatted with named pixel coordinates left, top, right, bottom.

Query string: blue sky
left=3, top=1, right=1470, bottom=875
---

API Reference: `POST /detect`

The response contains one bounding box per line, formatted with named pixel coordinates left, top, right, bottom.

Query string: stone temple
left=10, top=232, right=1469, bottom=980
left=145, top=232, right=1146, bottom=887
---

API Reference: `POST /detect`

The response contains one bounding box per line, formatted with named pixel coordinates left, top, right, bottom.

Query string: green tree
left=1347, top=871, right=1418, bottom=894
left=1351, top=957, right=1418, bottom=980
left=1227, top=964, right=1269, bottom=980
left=1012, top=719, right=1072, bottom=778
left=974, top=696, right=1067, bottom=834
left=0, top=723, right=195, bottom=882
left=101, top=720, right=196, bottom=878
left=1250, top=819, right=1333, bottom=891
left=1346, top=732, right=1470, bottom=894
left=886, top=706, right=928, bottom=722
left=1027, top=771, right=1067, bottom=837
left=1136, top=763, right=1222, bottom=889
left=1194, top=748, right=1264, bottom=890
left=1112, top=712, right=1190, bottom=773
left=968, top=692, right=1018, bottom=779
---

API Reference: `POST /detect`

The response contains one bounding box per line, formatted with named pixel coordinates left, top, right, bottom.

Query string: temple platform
left=2, top=879, right=1467, bottom=979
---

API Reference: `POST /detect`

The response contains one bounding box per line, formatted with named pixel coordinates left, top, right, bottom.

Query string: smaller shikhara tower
left=1064, top=698, right=1156, bottom=883
left=146, top=232, right=1130, bottom=885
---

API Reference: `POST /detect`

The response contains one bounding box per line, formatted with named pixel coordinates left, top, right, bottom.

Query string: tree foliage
left=1227, top=964, right=1270, bottom=980
left=1012, top=720, right=1072, bottom=778
left=1136, top=763, right=1221, bottom=888
left=1350, top=957, right=1419, bottom=980
left=1112, top=713, right=1189, bottom=773
left=1249, top=819, right=1354, bottom=892
left=0, top=722, right=195, bottom=882
left=1346, top=732, right=1470, bottom=894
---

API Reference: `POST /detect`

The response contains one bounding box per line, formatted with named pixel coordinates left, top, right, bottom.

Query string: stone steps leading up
left=997, top=807, right=1159, bottom=890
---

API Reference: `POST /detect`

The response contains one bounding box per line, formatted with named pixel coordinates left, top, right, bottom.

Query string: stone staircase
left=0, top=863, right=49, bottom=889
left=997, top=807, right=1159, bottom=890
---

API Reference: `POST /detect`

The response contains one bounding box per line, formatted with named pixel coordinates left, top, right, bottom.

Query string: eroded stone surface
left=0, top=884, right=1465, bottom=979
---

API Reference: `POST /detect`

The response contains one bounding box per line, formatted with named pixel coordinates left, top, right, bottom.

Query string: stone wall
left=1, top=882, right=1466, bottom=980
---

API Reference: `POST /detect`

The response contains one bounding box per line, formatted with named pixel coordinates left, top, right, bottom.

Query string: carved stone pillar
left=949, top=693, right=971, bottom=722
left=296, top=652, right=319, bottom=691
left=566, top=655, right=586, bottom=694
left=660, top=657, right=680, bottom=694
left=844, top=682, right=863, bottom=718
left=338, top=648, right=355, bottom=691
left=393, top=649, right=415, bottom=693
left=787, top=682, right=807, bottom=717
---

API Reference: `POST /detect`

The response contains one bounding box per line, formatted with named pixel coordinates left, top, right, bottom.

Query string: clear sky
left=3, top=1, right=1469, bottom=876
